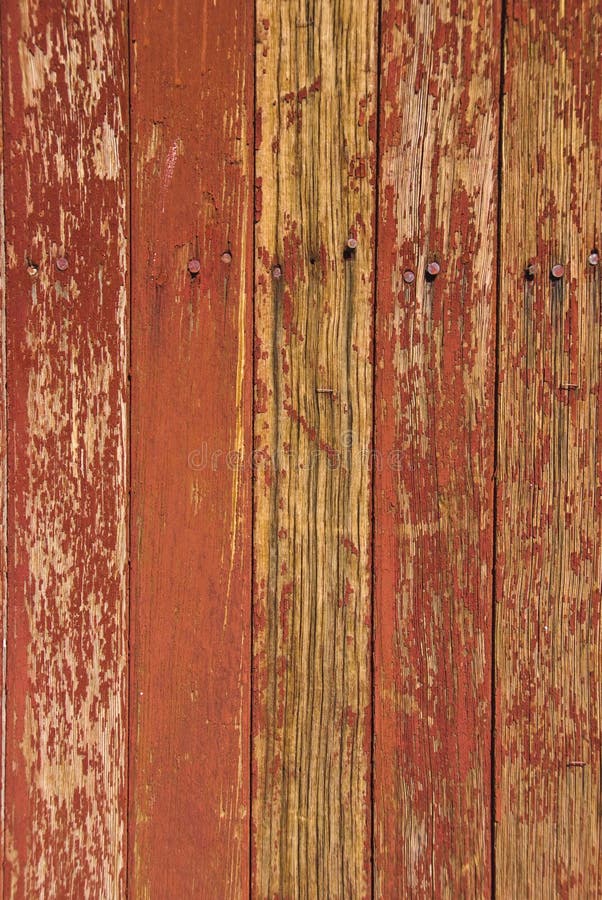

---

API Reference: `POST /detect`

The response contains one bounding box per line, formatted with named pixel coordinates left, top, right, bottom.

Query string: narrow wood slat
left=0, top=1, right=129, bottom=895
left=374, top=2, right=501, bottom=895
left=496, top=2, right=602, bottom=895
left=128, top=2, right=253, bottom=896
left=253, top=3, right=378, bottom=895
left=0, top=38, right=6, bottom=897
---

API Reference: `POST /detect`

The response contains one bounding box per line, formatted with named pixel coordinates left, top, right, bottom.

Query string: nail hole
left=525, top=263, right=536, bottom=281
left=27, top=263, right=39, bottom=277
left=343, top=247, right=355, bottom=261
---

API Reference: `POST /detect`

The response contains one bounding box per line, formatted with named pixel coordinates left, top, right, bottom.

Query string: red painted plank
left=495, top=2, right=602, bottom=894
left=128, top=2, right=253, bottom=896
left=0, top=1, right=129, bottom=895
left=373, top=1, right=501, bottom=895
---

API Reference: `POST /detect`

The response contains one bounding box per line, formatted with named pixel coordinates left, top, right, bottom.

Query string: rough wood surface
left=0, top=1, right=129, bottom=895
left=373, top=1, right=500, bottom=895
left=0, top=38, right=6, bottom=899
left=128, top=1, right=253, bottom=896
left=252, top=2, right=378, bottom=895
left=495, top=2, right=602, bottom=896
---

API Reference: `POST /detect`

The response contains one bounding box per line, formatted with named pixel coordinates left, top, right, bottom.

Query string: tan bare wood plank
left=253, top=2, right=378, bottom=894
left=496, top=2, right=602, bottom=895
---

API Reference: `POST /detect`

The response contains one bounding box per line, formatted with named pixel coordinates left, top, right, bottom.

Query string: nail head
left=426, top=261, right=440, bottom=277
left=221, top=250, right=232, bottom=264
left=403, top=269, right=415, bottom=284
left=56, top=256, right=69, bottom=271
left=27, top=264, right=38, bottom=277
left=272, top=265, right=282, bottom=280
left=588, top=251, right=599, bottom=266
left=551, top=263, right=564, bottom=279
left=188, top=258, right=201, bottom=275
left=346, top=237, right=358, bottom=250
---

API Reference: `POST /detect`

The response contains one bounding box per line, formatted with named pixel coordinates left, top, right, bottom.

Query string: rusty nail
left=426, top=261, right=440, bottom=277
left=27, top=263, right=39, bottom=277
left=588, top=250, right=599, bottom=266
left=403, top=269, right=415, bottom=284
left=525, top=263, right=537, bottom=279
left=272, top=265, right=282, bottom=280
left=188, top=258, right=201, bottom=275
left=551, top=263, right=564, bottom=279
left=221, top=250, right=232, bottom=264
left=56, top=256, right=69, bottom=271
left=347, top=237, right=358, bottom=250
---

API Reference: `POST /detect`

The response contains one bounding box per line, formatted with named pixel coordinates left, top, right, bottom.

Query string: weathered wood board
left=0, top=1, right=600, bottom=896
left=495, top=2, right=602, bottom=895
left=0, top=38, right=6, bottom=900
left=0, top=1, right=129, bottom=894
left=128, top=1, right=253, bottom=896
left=374, top=1, right=501, bottom=895
left=252, top=1, right=378, bottom=894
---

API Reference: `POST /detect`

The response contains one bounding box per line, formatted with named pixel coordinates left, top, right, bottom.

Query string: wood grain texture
left=128, top=1, right=253, bottom=896
left=253, top=3, right=377, bottom=895
left=495, top=2, right=602, bottom=896
left=373, top=2, right=500, bottom=895
left=0, top=1, right=128, bottom=895
left=0, top=38, right=6, bottom=898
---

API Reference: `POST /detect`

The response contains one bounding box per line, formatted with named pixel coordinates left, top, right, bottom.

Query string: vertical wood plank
left=128, top=2, right=253, bottom=896
left=0, top=1, right=128, bottom=895
left=496, top=3, right=602, bottom=895
left=253, top=2, right=378, bottom=895
left=0, top=38, right=6, bottom=895
left=373, top=2, right=501, bottom=895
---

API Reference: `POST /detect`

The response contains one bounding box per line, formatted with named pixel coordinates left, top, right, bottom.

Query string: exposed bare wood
left=252, top=1, right=378, bottom=894
left=496, top=1, right=602, bottom=895
left=0, top=1, right=129, bottom=894
left=374, top=1, right=500, bottom=895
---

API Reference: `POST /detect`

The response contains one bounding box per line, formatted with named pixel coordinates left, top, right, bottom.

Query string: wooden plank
left=128, top=2, right=253, bottom=897
left=252, top=3, right=377, bottom=895
left=496, top=2, right=602, bottom=895
left=373, top=1, right=501, bottom=895
left=0, top=1, right=128, bottom=895
left=0, top=37, right=6, bottom=895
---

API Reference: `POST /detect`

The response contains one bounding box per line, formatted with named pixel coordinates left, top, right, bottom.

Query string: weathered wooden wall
left=0, top=1, right=600, bottom=898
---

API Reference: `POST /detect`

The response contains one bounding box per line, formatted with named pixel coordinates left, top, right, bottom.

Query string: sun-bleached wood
left=253, top=2, right=378, bottom=894
left=496, top=2, right=602, bottom=895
